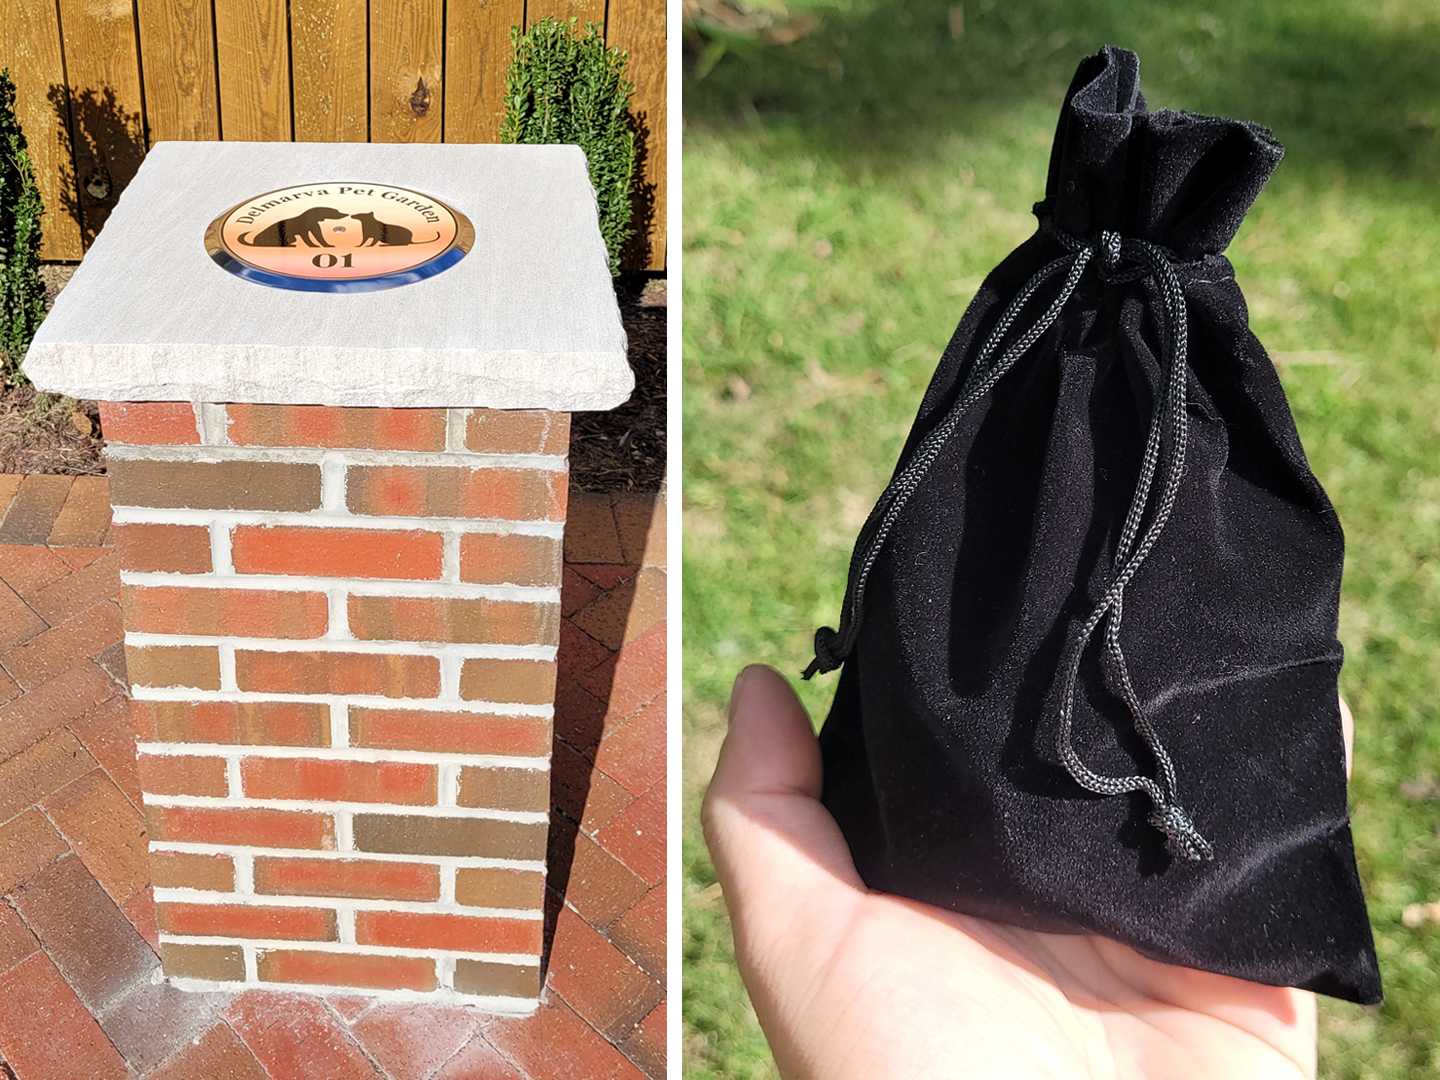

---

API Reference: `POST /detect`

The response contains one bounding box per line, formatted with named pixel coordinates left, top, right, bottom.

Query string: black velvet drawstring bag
left=806, top=45, right=1382, bottom=1004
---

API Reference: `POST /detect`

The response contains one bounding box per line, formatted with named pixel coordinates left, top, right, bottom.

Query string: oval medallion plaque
left=205, top=183, right=474, bottom=293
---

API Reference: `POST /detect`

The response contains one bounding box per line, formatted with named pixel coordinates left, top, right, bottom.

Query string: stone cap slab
left=23, top=141, right=634, bottom=411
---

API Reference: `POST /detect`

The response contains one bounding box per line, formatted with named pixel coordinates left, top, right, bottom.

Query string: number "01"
left=312, top=253, right=354, bottom=268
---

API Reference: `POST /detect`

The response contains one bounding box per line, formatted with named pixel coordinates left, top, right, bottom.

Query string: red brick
left=349, top=593, right=559, bottom=646
left=123, top=584, right=329, bottom=638
left=126, top=642, right=222, bottom=689
left=351, top=1002, right=483, bottom=1078
left=564, top=492, right=624, bottom=563
left=157, top=901, right=338, bottom=941
left=10, top=853, right=160, bottom=1012
left=465, top=408, right=570, bottom=455
left=98, top=400, right=200, bottom=444
left=0, top=808, right=69, bottom=893
left=579, top=621, right=666, bottom=723
left=0, top=474, right=72, bottom=544
left=347, top=466, right=567, bottom=521
left=232, top=525, right=443, bottom=579
left=558, top=617, right=615, bottom=681
left=57, top=544, right=114, bottom=570
left=0, top=541, right=71, bottom=594
left=226, top=403, right=449, bottom=451
left=1, top=598, right=123, bottom=691
left=43, top=767, right=151, bottom=905
left=355, top=910, right=542, bottom=954
left=0, top=727, right=96, bottom=824
left=432, top=1036, right=526, bottom=1080
left=123, top=885, right=162, bottom=951
left=0, top=902, right=38, bottom=973
left=0, top=952, right=129, bottom=1080
left=0, top=578, right=47, bottom=652
left=256, top=949, right=437, bottom=990
left=552, top=736, right=636, bottom=834
left=547, top=905, right=663, bottom=1042
left=460, top=532, right=564, bottom=587
left=133, top=699, right=331, bottom=747
left=113, top=521, right=213, bottom=574
left=0, top=660, right=119, bottom=759
left=556, top=831, right=647, bottom=931
left=236, top=649, right=440, bottom=698
left=608, top=881, right=666, bottom=982
left=594, top=779, right=666, bottom=887
left=227, top=990, right=387, bottom=1080
left=350, top=707, right=549, bottom=756
left=139, top=752, right=231, bottom=796
left=327, top=995, right=377, bottom=1022
left=71, top=695, right=146, bottom=809
left=0, top=665, right=18, bottom=707
left=148, top=1021, right=270, bottom=1080
left=562, top=564, right=603, bottom=616
left=571, top=566, right=666, bottom=650
left=486, top=996, right=649, bottom=1080
left=146, top=805, right=335, bottom=849
left=47, top=475, right=113, bottom=547
left=593, top=692, right=666, bottom=796
left=24, top=550, right=119, bottom=626
left=253, top=856, right=439, bottom=901
left=621, top=999, right=666, bottom=1080
left=0, top=472, right=17, bottom=515
left=242, top=757, right=436, bottom=804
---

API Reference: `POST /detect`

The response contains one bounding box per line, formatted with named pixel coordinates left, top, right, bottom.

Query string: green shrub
left=501, top=17, right=637, bottom=276
left=0, top=68, right=46, bottom=384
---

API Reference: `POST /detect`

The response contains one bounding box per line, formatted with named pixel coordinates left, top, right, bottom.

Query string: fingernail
left=728, top=666, right=752, bottom=726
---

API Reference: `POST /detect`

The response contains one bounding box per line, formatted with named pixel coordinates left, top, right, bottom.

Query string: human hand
left=703, top=665, right=1347, bottom=1080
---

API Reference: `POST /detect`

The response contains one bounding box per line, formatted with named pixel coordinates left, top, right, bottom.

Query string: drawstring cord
left=804, top=222, right=1214, bottom=861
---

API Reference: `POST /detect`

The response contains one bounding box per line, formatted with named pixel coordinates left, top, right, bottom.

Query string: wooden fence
left=2, top=0, right=666, bottom=269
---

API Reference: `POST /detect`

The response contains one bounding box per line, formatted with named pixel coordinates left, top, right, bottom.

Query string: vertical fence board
left=1, top=0, right=84, bottom=258
left=524, top=0, right=606, bottom=28
left=608, top=0, right=665, bottom=270
left=292, top=0, right=369, bottom=141
left=136, top=0, right=220, bottom=142
left=370, top=0, right=444, bottom=143
left=444, top=0, right=522, bottom=144
left=55, top=0, right=148, bottom=246
left=213, top=0, right=292, bottom=141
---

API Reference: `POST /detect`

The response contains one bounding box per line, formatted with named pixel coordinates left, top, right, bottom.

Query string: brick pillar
left=100, top=400, right=570, bottom=1008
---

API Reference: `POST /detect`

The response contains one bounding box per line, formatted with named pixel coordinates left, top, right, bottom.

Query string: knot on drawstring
left=804, top=216, right=1215, bottom=861
left=1097, top=229, right=1123, bottom=276
left=1148, top=802, right=1214, bottom=862
left=802, top=626, right=843, bottom=680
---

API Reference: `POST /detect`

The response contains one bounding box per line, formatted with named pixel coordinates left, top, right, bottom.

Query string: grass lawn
left=682, top=0, right=1440, bottom=1075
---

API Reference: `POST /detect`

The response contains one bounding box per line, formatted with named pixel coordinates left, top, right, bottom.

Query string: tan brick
left=149, top=851, right=235, bottom=892
left=352, top=815, right=546, bottom=860
left=47, top=476, right=113, bottom=547
left=452, top=960, right=541, bottom=998
left=465, top=410, right=570, bottom=455
left=459, top=658, right=556, bottom=705
left=122, top=585, right=329, bottom=638
left=112, top=523, right=212, bottom=574
left=108, top=459, right=321, bottom=511
left=458, top=533, right=562, bottom=587
left=0, top=475, right=73, bottom=544
left=125, top=644, right=221, bottom=690
left=454, top=868, right=544, bottom=910
left=137, top=753, right=230, bottom=797
left=348, top=595, right=559, bottom=646
left=159, top=943, right=245, bottom=981
left=156, top=902, right=337, bottom=941
left=235, top=650, right=439, bottom=698
left=456, top=767, right=548, bottom=813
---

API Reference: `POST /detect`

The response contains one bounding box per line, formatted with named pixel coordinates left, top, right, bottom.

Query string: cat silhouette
left=349, top=212, right=440, bottom=247
left=238, top=207, right=347, bottom=247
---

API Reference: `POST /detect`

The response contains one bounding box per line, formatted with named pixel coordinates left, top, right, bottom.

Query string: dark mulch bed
left=1, top=268, right=666, bottom=490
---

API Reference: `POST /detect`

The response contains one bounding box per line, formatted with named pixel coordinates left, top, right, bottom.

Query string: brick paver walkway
left=0, top=474, right=666, bottom=1080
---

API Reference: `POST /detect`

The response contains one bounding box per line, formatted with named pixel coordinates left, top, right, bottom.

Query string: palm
left=704, top=666, right=1318, bottom=1080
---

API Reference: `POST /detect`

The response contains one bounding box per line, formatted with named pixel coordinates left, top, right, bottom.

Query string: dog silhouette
left=238, top=207, right=347, bottom=247
left=349, top=212, right=440, bottom=247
